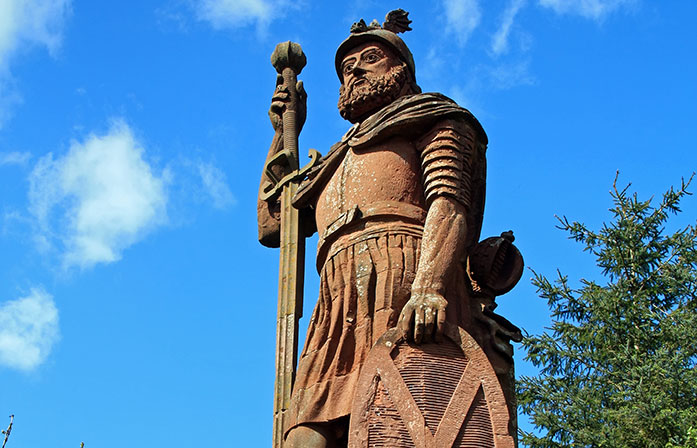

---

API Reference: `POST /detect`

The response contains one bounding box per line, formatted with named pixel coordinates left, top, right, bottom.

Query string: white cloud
left=0, top=80, right=22, bottom=128
left=194, top=0, right=283, bottom=30
left=0, top=288, right=59, bottom=371
left=29, top=120, right=168, bottom=269
left=449, top=84, right=481, bottom=115
left=0, top=0, right=71, bottom=127
left=0, top=0, right=70, bottom=65
left=0, top=151, right=31, bottom=166
left=447, top=59, right=534, bottom=113
left=538, top=0, right=634, bottom=21
left=442, top=0, right=482, bottom=47
left=418, top=47, right=446, bottom=84
left=488, top=59, right=536, bottom=89
left=198, top=161, right=234, bottom=210
left=492, top=0, right=527, bottom=55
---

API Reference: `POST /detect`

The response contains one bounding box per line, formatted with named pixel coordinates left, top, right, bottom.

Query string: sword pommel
left=271, top=41, right=306, bottom=75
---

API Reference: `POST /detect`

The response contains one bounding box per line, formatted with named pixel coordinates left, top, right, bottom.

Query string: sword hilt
left=271, top=42, right=306, bottom=172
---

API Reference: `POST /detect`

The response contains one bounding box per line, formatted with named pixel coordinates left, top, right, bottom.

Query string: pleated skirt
left=288, top=228, right=427, bottom=430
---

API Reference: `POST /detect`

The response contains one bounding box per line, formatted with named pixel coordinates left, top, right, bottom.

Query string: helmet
left=335, top=10, right=416, bottom=83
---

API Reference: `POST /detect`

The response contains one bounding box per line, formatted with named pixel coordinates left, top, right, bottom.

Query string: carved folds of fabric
left=417, top=118, right=477, bottom=209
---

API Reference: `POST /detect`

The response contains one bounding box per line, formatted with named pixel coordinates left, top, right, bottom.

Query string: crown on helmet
left=335, top=9, right=416, bottom=83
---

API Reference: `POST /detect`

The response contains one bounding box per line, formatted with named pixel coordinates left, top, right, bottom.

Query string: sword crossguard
left=260, top=149, right=322, bottom=202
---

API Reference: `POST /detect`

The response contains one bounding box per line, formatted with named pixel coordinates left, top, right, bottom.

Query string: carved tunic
left=285, top=94, right=488, bottom=432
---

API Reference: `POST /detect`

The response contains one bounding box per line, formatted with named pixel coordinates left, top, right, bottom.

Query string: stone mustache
left=257, top=9, right=524, bottom=448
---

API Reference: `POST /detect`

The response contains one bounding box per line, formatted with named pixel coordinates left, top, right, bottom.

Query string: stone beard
left=338, top=63, right=407, bottom=123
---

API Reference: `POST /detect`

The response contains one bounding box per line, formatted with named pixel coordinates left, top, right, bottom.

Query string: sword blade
left=272, top=171, right=305, bottom=448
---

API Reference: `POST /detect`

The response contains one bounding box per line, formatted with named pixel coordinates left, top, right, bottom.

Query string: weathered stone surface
left=348, top=324, right=515, bottom=448
left=258, top=9, right=523, bottom=448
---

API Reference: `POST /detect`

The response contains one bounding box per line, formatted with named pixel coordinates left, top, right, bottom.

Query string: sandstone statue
left=258, top=9, right=524, bottom=448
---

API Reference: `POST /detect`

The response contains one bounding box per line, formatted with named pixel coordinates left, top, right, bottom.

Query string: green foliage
left=518, top=176, right=697, bottom=448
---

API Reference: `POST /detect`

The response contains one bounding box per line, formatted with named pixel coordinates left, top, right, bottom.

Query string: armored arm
left=412, top=118, right=475, bottom=289
left=399, top=117, right=481, bottom=342
left=420, top=118, right=476, bottom=208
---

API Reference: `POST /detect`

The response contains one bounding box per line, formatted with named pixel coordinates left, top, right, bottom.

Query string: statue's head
left=336, top=9, right=421, bottom=123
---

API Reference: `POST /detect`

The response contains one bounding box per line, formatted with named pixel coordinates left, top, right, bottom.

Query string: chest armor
left=315, top=136, right=426, bottom=238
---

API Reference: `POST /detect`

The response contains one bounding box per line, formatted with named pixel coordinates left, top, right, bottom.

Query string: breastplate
left=315, top=136, right=426, bottom=239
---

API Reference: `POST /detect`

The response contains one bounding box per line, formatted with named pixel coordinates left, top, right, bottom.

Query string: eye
left=342, top=58, right=357, bottom=75
left=364, top=53, right=381, bottom=63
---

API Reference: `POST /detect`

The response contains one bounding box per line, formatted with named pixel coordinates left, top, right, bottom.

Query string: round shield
left=348, top=323, right=515, bottom=448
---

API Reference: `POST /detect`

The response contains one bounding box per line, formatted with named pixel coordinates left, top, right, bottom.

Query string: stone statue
left=258, top=9, right=523, bottom=448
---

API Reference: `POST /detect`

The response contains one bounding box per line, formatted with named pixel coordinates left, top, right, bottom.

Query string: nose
left=352, top=59, right=367, bottom=76
left=350, top=61, right=367, bottom=77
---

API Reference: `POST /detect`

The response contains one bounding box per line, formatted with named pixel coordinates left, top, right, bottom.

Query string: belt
left=317, top=201, right=426, bottom=270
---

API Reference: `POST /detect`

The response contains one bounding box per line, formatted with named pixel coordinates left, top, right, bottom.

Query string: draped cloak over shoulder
left=292, top=93, right=487, bottom=210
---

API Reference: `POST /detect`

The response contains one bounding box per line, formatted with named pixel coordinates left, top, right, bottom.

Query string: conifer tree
left=518, top=176, right=697, bottom=448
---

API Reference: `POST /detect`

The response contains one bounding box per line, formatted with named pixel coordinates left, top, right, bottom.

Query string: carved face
left=338, top=42, right=408, bottom=123
left=340, top=42, right=399, bottom=87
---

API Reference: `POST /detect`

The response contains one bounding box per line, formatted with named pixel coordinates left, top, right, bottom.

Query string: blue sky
left=0, top=0, right=695, bottom=446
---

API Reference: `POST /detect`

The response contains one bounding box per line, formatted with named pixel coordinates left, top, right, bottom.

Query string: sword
left=269, top=41, right=306, bottom=448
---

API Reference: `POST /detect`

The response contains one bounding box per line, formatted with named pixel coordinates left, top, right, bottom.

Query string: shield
left=348, top=323, right=515, bottom=448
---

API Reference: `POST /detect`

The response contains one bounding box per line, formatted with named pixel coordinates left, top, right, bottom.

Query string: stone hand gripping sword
left=264, top=41, right=320, bottom=448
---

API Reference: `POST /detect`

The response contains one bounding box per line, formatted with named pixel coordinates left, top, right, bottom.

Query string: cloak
left=292, top=92, right=487, bottom=209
